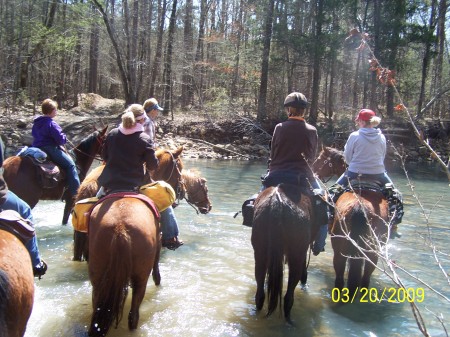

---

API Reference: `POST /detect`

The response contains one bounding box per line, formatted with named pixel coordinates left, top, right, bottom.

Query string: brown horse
left=87, top=196, right=160, bottom=337
left=0, top=230, right=34, bottom=337
left=3, top=126, right=108, bottom=225
left=180, top=169, right=212, bottom=214
left=251, top=183, right=316, bottom=323
left=73, top=146, right=185, bottom=261
left=330, top=188, right=389, bottom=296
left=313, top=146, right=390, bottom=296
left=312, top=146, right=346, bottom=181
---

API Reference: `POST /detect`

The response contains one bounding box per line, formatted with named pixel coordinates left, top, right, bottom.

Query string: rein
left=66, top=133, right=105, bottom=163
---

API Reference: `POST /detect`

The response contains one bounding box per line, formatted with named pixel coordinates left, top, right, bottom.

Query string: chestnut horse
left=87, top=196, right=160, bottom=336
left=180, top=169, right=212, bottom=214
left=73, top=147, right=185, bottom=261
left=251, top=183, right=316, bottom=323
left=0, top=230, right=34, bottom=337
left=3, top=126, right=108, bottom=225
left=313, top=146, right=389, bottom=296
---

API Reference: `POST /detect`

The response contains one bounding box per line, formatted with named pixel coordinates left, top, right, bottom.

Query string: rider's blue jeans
left=336, top=170, right=394, bottom=189
left=41, top=145, right=80, bottom=197
left=160, top=206, right=180, bottom=240
left=0, top=190, right=42, bottom=267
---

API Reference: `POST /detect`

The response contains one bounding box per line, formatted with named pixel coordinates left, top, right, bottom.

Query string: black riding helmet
left=283, top=92, right=308, bottom=109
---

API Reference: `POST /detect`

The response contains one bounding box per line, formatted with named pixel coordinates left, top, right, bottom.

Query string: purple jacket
left=32, top=116, right=67, bottom=147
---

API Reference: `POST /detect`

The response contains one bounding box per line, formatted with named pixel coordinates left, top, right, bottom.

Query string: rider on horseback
left=330, top=109, right=403, bottom=238
left=261, top=92, right=328, bottom=256
left=143, top=97, right=183, bottom=250
left=32, top=99, right=80, bottom=200
left=0, top=136, right=47, bottom=278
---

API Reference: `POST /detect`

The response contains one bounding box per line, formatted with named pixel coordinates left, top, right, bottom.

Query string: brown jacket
left=98, top=128, right=158, bottom=192
left=268, top=117, right=317, bottom=178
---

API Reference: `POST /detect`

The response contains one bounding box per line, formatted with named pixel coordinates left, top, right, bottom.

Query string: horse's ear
left=173, top=146, right=183, bottom=158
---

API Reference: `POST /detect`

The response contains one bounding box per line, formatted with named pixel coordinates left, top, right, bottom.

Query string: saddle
left=22, top=155, right=62, bottom=189
left=0, top=209, right=35, bottom=244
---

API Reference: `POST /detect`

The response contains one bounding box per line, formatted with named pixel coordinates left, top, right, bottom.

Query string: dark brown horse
left=180, top=169, right=212, bottom=214
left=313, top=146, right=389, bottom=296
left=87, top=196, right=160, bottom=337
left=2, top=126, right=108, bottom=224
left=312, top=146, right=346, bottom=181
left=73, top=146, right=185, bottom=261
left=251, top=183, right=316, bottom=323
left=0, top=230, right=34, bottom=337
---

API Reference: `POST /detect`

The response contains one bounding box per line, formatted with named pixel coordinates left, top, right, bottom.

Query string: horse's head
left=73, top=125, right=108, bottom=180
left=181, top=169, right=212, bottom=214
left=151, top=146, right=185, bottom=200
left=313, top=146, right=346, bottom=182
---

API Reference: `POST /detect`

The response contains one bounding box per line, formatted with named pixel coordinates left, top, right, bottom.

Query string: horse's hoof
left=300, top=283, right=308, bottom=290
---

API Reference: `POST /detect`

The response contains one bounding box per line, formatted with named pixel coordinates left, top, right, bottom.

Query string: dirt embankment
left=1, top=93, right=448, bottom=165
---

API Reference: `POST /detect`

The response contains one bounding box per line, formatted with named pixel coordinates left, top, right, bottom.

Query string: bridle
left=162, top=150, right=185, bottom=202
left=181, top=180, right=209, bottom=214
left=313, top=155, right=334, bottom=183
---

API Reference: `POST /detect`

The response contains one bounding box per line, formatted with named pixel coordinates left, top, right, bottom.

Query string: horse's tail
left=265, top=189, right=285, bottom=317
left=89, top=231, right=131, bottom=337
left=347, top=202, right=368, bottom=294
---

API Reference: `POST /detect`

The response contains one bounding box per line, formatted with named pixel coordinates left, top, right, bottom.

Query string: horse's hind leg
left=253, top=246, right=267, bottom=311
left=284, top=252, right=305, bottom=324
left=347, top=257, right=363, bottom=296
left=332, top=238, right=347, bottom=290
left=152, top=245, right=161, bottom=286
left=128, top=279, right=148, bottom=330
left=300, top=259, right=308, bottom=287
left=361, top=252, right=378, bottom=289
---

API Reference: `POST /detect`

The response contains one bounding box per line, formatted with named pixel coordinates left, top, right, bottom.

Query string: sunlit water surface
left=24, top=159, right=449, bottom=337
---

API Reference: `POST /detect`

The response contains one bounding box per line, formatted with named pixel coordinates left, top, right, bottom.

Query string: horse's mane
left=76, top=130, right=100, bottom=153
left=324, top=146, right=344, bottom=159
left=155, top=148, right=184, bottom=171
left=182, top=169, right=203, bottom=192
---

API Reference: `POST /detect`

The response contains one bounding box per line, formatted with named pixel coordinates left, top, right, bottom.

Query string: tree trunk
left=88, top=20, right=99, bottom=93
left=91, top=0, right=131, bottom=104
left=181, top=0, right=194, bottom=106
left=417, top=0, right=437, bottom=118
left=162, top=0, right=178, bottom=117
left=257, top=0, right=275, bottom=121
left=309, top=0, right=324, bottom=126
left=149, top=0, right=167, bottom=98
left=18, top=0, right=58, bottom=91
left=194, top=0, right=208, bottom=106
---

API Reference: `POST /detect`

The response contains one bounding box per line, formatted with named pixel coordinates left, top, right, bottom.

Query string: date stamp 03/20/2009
left=331, top=287, right=425, bottom=303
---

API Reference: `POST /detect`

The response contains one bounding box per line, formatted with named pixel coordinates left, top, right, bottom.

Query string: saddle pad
left=0, top=210, right=35, bottom=244
left=72, top=197, right=99, bottom=233
left=139, top=181, right=176, bottom=212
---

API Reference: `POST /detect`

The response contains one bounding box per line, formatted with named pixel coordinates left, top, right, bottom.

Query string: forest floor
left=1, top=93, right=448, bottom=166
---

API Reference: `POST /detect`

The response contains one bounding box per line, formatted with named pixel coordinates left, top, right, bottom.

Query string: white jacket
left=344, top=127, right=386, bottom=174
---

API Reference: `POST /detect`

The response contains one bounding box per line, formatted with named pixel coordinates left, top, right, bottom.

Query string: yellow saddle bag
left=71, top=197, right=99, bottom=232
left=139, top=181, right=176, bottom=212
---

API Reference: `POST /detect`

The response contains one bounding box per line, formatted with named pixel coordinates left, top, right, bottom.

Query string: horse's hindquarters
left=0, top=231, right=34, bottom=337
left=87, top=198, right=160, bottom=336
